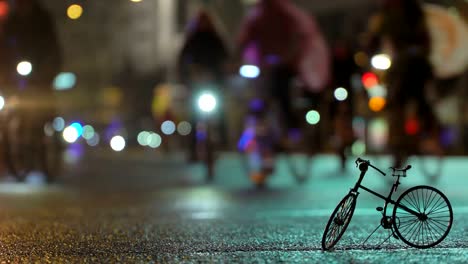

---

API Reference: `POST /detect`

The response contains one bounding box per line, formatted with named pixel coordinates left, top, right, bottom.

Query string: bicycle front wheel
left=393, top=185, right=453, bottom=248
left=322, top=193, right=357, bottom=250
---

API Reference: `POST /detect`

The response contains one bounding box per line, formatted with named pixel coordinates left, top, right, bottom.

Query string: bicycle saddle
left=389, top=165, right=412, bottom=172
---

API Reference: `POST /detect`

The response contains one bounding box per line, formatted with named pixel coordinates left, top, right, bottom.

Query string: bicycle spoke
left=424, top=190, right=435, bottom=212
left=426, top=196, right=443, bottom=213
left=428, top=202, right=449, bottom=214
left=398, top=219, right=419, bottom=233
left=402, top=196, right=418, bottom=212
left=425, top=192, right=441, bottom=212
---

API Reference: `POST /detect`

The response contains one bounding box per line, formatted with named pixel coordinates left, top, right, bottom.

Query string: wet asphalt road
left=0, top=150, right=466, bottom=263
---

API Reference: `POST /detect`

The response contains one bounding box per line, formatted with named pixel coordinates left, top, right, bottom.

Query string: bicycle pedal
left=376, top=207, right=383, bottom=212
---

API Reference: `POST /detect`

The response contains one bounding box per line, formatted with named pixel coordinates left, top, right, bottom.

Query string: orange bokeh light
left=368, top=97, right=386, bottom=112
left=0, top=1, right=9, bottom=18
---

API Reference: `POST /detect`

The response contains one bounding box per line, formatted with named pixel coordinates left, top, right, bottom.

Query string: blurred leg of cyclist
left=270, top=64, right=299, bottom=149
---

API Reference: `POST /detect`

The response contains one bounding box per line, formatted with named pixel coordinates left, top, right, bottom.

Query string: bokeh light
left=361, top=72, right=378, bottom=89
left=405, top=118, right=420, bottom=135
left=82, top=125, right=95, bottom=140
left=177, top=121, right=192, bottom=136
left=86, top=133, right=100, bottom=147
left=334, top=87, right=348, bottom=101
left=352, top=140, right=366, bottom=156
left=70, top=122, right=83, bottom=137
left=239, top=65, right=260, bottom=78
left=367, top=84, right=387, bottom=98
left=67, top=4, right=83, bottom=20
left=352, top=116, right=366, bottom=139
left=198, top=93, right=217, bottom=113
left=161, top=120, right=176, bottom=135
left=110, top=136, right=126, bottom=151
left=368, top=97, right=386, bottom=112
left=53, top=117, right=65, bottom=132
left=63, top=126, right=79, bottom=143
left=137, top=131, right=150, bottom=146
left=371, top=54, right=391, bottom=70
left=130, top=0, right=143, bottom=2
left=369, top=118, right=388, bottom=150
left=147, top=133, right=162, bottom=148
left=306, top=110, right=320, bottom=125
left=0, top=1, right=9, bottom=18
left=16, top=61, right=32, bottom=76
left=0, top=96, right=4, bottom=111
left=44, top=123, right=54, bottom=137
left=53, top=72, right=76, bottom=90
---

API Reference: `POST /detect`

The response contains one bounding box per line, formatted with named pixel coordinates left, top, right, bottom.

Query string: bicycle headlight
left=197, top=91, right=217, bottom=113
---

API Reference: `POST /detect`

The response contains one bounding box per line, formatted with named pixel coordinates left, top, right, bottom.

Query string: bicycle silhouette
left=322, top=158, right=453, bottom=250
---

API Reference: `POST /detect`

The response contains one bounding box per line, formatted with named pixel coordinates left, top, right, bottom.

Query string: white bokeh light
left=371, top=54, right=392, bottom=70
left=110, top=135, right=126, bottom=151
left=0, top=96, right=4, bottom=111
left=63, top=126, right=79, bottom=143
left=198, top=93, right=217, bottom=113
left=239, top=65, right=260, bottom=78
left=17, top=61, right=33, bottom=76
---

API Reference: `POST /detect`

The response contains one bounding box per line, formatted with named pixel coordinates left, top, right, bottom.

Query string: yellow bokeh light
left=67, top=4, right=83, bottom=20
left=131, top=0, right=143, bottom=2
left=368, top=97, right=386, bottom=112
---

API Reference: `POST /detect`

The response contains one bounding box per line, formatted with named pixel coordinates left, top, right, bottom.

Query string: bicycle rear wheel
left=393, top=185, right=453, bottom=248
left=322, top=193, right=357, bottom=250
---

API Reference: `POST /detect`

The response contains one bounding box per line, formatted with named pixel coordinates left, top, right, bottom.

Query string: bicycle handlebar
left=355, top=157, right=386, bottom=176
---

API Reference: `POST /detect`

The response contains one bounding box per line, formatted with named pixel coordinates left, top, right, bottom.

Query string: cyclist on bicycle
left=177, top=9, right=229, bottom=162
left=366, top=0, right=440, bottom=168
left=237, top=0, right=329, bottom=148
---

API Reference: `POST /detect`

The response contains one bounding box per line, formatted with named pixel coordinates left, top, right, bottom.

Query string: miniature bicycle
left=322, top=157, right=453, bottom=250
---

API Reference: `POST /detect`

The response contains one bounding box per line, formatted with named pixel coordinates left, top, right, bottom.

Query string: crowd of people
left=0, top=0, right=463, bottom=182
left=176, top=0, right=453, bottom=170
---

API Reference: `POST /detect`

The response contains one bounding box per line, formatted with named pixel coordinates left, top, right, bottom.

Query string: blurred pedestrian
left=330, top=39, right=358, bottom=171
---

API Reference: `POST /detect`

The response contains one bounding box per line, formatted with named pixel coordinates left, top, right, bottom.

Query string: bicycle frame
left=350, top=162, right=422, bottom=219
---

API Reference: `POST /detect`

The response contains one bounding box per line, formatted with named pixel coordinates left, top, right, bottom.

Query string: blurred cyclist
left=366, top=0, right=438, bottom=167
left=177, top=9, right=229, bottom=161
left=0, top=0, right=62, bottom=180
left=237, top=0, right=329, bottom=146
